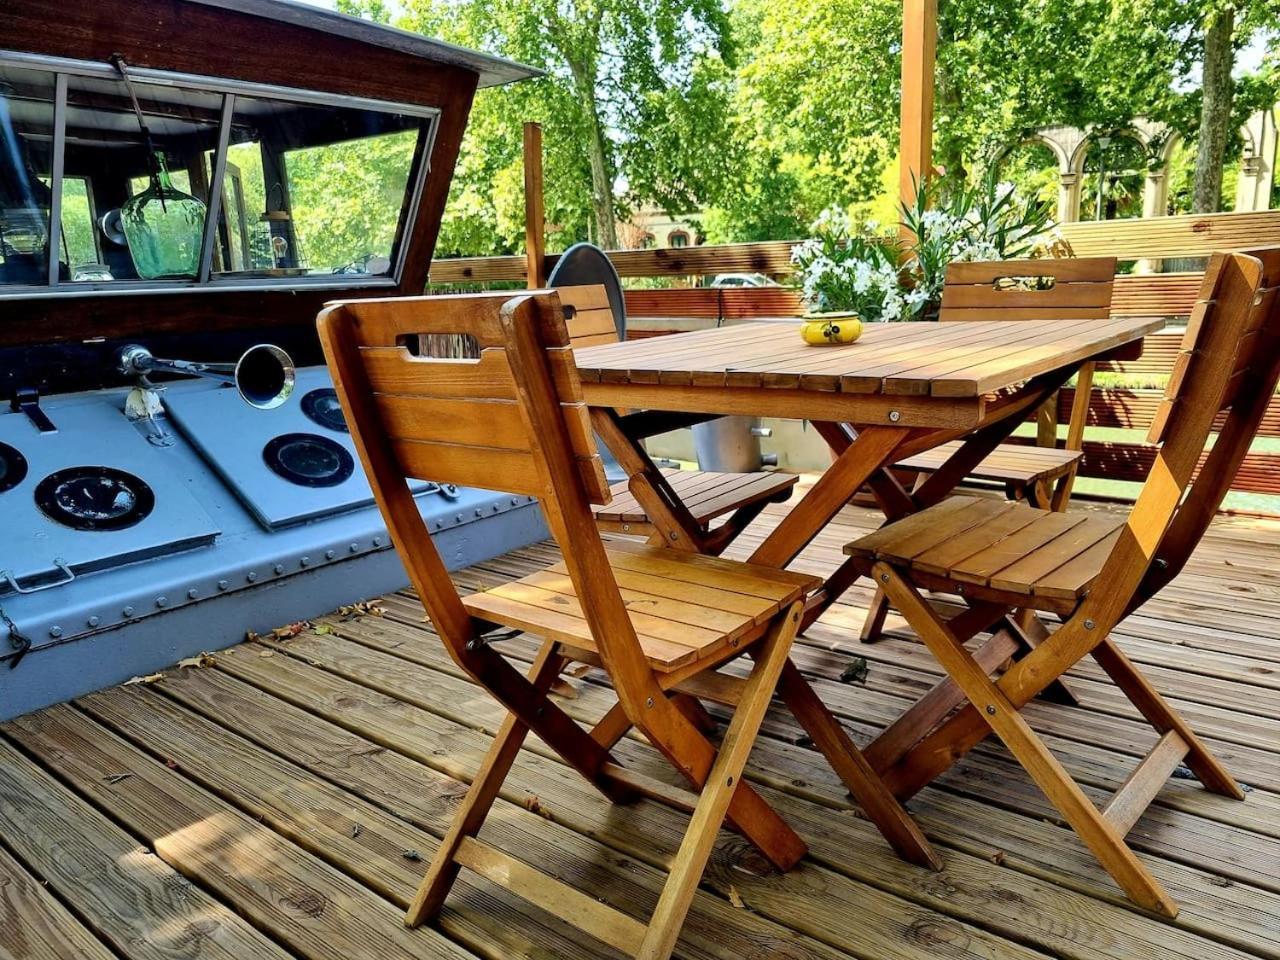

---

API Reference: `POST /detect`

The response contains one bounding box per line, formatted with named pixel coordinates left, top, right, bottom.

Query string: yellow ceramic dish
left=800, top=314, right=862, bottom=345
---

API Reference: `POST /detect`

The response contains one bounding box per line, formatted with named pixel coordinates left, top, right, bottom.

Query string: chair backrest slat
left=1076, top=247, right=1280, bottom=627
left=321, top=291, right=609, bottom=504
left=560, top=284, right=621, bottom=347
left=939, top=257, right=1117, bottom=323
left=941, top=257, right=1117, bottom=453
left=1146, top=252, right=1280, bottom=443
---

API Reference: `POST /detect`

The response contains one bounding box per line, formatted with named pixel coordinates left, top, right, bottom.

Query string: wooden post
left=899, top=0, right=937, bottom=235
left=523, top=121, right=547, bottom=289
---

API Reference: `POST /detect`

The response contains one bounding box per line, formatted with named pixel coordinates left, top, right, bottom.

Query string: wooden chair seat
left=859, top=256, right=1119, bottom=643
left=592, top=468, right=798, bottom=531
left=896, top=441, right=1083, bottom=490
left=466, top=538, right=821, bottom=672
left=846, top=495, right=1122, bottom=616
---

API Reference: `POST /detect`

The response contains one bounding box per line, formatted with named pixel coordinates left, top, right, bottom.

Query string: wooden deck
left=3, top=483, right=1279, bottom=960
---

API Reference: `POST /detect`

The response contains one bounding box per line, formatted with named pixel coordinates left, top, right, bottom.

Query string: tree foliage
left=396, top=0, right=732, bottom=254
left=332, top=0, right=1277, bottom=256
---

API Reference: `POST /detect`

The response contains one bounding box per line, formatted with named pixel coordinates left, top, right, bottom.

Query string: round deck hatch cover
left=301, top=388, right=349, bottom=433
left=0, top=442, right=28, bottom=493
left=263, top=433, right=354, bottom=487
left=36, top=466, right=155, bottom=531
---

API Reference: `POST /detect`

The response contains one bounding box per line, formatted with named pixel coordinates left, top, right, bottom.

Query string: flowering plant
left=790, top=173, right=1055, bottom=322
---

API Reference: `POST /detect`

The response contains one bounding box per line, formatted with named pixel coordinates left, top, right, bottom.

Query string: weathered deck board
left=1, top=488, right=1278, bottom=960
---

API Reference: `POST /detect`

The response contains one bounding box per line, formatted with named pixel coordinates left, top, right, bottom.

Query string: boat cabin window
left=63, top=74, right=222, bottom=283
left=0, top=65, right=56, bottom=286
left=214, top=97, right=423, bottom=280
left=0, top=51, right=436, bottom=295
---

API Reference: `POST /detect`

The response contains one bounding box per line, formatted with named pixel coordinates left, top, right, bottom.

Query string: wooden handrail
left=430, top=210, right=1280, bottom=286
left=429, top=239, right=801, bottom=284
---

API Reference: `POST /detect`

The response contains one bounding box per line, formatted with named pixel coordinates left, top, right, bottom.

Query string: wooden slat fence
left=429, top=209, right=1280, bottom=504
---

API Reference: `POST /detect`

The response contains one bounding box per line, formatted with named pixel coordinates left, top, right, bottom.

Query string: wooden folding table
left=573, top=315, right=1161, bottom=821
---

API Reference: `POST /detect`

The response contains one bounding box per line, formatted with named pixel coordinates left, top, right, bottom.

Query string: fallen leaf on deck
left=549, top=678, right=579, bottom=700
left=402, top=849, right=423, bottom=862
left=124, top=673, right=164, bottom=686
left=337, top=600, right=385, bottom=620
left=351, top=824, right=363, bottom=838
left=728, top=885, right=746, bottom=909
left=567, top=663, right=592, bottom=678
left=991, top=850, right=1006, bottom=866
left=258, top=649, right=275, bottom=658
left=313, top=624, right=334, bottom=635
left=523, top=795, right=553, bottom=819
left=839, top=657, right=870, bottom=685
left=271, top=621, right=307, bottom=640
left=245, top=630, right=261, bottom=643
left=177, top=652, right=216, bottom=669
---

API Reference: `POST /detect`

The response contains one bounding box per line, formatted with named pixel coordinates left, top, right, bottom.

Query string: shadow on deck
left=2, top=487, right=1278, bottom=960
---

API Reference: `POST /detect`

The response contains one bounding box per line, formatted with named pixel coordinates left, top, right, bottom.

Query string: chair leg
left=406, top=641, right=563, bottom=927
left=876, top=563, right=1179, bottom=918
left=1091, top=638, right=1243, bottom=800
left=859, top=586, right=892, bottom=643
left=672, top=692, right=719, bottom=734
left=1050, top=469, right=1076, bottom=512
left=594, top=693, right=716, bottom=750
left=702, top=500, right=770, bottom=556
left=1007, top=612, right=1080, bottom=706
left=591, top=701, right=634, bottom=750
left=469, top=643, right=634, bottom=806
left=635, top=602, right=803, bottom=960
left=586, top=691, right=798, bottom=870
left=774, top=658, right=940, bottom=870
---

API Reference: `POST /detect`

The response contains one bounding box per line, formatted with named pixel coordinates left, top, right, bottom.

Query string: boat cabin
left=0, top=0, right=542, bottom=719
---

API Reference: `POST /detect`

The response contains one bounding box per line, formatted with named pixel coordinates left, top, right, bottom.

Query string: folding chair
left=843, top=247, right=1280, bottom=917
left=319, top=289, right=907, bottom=958
left=861, top=256, right=1117, bottom=642
left=558, top=283, right=799, bottom=554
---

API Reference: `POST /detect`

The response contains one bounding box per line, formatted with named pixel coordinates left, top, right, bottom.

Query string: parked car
left=709, top=272, right=775, bottom=287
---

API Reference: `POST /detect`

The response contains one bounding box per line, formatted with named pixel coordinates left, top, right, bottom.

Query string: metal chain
left=0, top=605, right=31, bottom=670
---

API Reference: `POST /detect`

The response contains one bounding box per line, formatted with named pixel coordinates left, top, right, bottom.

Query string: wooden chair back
left=1080, top=248, right=1280, bottom=627
left=317, top=290, right=658, bottom=709
left=938, top=257, right=1117, bottom=322
left=940, top=256, right=1118, bottom=454
left=319, top=291, right=609, bottom=502
left=559, top=284, right=622, bottom=347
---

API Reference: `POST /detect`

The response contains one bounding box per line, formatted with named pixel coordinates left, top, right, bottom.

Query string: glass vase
left=121, top=155, right=206, bottom=279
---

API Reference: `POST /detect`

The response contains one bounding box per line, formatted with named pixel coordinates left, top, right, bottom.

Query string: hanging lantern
left=251, top=180, right=306, bottom=275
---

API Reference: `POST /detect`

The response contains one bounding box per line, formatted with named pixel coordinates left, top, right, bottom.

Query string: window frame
left=0, top=48, right=439, bottom=300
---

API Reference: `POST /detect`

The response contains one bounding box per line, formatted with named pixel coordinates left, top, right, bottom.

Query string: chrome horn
left=117, top=343, right=296, bottom=410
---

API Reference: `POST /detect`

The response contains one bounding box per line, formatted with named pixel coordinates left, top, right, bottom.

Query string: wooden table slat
left=575, top=318, right=1163, bottom=408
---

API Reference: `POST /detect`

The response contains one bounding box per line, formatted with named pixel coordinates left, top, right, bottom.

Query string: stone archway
left=1022, top=111, right=1276, bottom=221
left=1236, top=108, right=1278, bottom=212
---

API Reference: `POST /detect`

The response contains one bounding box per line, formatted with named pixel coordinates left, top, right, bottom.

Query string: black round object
left=263, top=433, right=354, bottom=488
left=546, top=242, right=627, bottom=340
left=0, top=442, right=28, bottom=493
left=36, top=466, right=155, bottom=531
left=300, top=388, right=349, bottom=433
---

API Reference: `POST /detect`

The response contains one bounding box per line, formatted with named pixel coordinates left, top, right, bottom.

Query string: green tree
left=399, top=0, right=731, bottom=252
